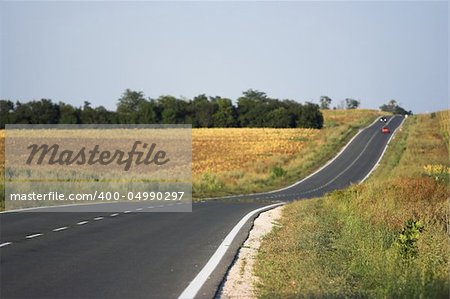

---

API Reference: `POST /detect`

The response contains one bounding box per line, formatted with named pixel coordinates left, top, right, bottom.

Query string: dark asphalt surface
left=0, top=115, right=404, bottom=299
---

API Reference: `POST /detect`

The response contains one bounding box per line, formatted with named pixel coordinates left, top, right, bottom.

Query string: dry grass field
left=193, top=128, right=319, bottom=174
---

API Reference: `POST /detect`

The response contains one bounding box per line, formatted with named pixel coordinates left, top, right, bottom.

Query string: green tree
left=94, top=106, right=117, bottom=123
left=136, top=100, right=158, bottom=124
left=211, top=97, right=237, bottom=127
left=158, top=95, right=188, bottom=124
left=297, top=102, right=323, bottom=129
left=117, top=89, right=146, bottom=123
left=191, top=94, right=217, bottom=128
left=0, top=100, right=14, bottom=128
left=345, top=98, right=360, bottom=109
left=13, top=99, right=60, bottom=124
left=266, top=107, right=292, bottom=128
left=59, top=102, right=79, bottom=124
left=237, top=90, right=271, bottom=127
left=380, top=100, right=411, bottom=115
left=319, top=96, right=332, bottom=109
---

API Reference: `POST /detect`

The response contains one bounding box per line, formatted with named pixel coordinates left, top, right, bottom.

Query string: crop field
left=193, top=128, right=319, bottom=174
left=0, top=109, right=384, bottom=207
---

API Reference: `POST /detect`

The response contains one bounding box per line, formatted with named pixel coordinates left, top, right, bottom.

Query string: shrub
left=397, top=219, right=425, bottom=260
left=270, top=166, right=287, bottom=178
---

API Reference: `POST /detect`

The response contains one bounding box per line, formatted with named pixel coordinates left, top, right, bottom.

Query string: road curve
left=0, top=115, right=404, bottom=299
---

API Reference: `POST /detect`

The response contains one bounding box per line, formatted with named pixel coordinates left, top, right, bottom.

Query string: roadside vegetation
left=255, top=111, right=449, bottom=298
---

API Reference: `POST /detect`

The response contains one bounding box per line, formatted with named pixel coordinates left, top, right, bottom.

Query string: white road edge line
left=52, top=226, right=68, bottom=232
left=110, top=213, right=119, bottom=217
left=0, top=242, right=12, bottom=248
left=26, top=233, right=43, bottom=239
left=359, top=115, right=406, bottom=183
left=123, top=211, right=131, bottom=214
left=94, top=217, right=104, bottom=221
left=77, top=221, right=88, bottom=225
left=136, top=208, right=143, bottom=211
left=177, top=202, right=285, bottom=299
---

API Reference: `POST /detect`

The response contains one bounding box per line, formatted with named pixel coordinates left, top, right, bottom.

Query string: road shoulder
left=218, top=206, right=284, bottom=299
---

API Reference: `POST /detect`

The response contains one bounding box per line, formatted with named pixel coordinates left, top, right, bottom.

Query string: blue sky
left=1, top=1, right=448, bottom=113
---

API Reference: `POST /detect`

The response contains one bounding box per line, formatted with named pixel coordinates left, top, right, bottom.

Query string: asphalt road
left=0, top=115, right=404, bottom=299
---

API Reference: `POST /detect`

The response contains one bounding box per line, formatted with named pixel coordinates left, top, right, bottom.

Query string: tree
left=0, top=100, right=14, bottom=128
left=157, top=95, right=188, bottom=124
left=80, top=101, right=96, bottom=124
left=117, top=89, right=146, bottom=123
left=319, top=96, right=332, bottom=110
left=297, top=102, right=323, bottom=129
left=136, top=100, right=158, bottom=124
left=345, top=98, right=360, bottom=109
left=13, top=99, right=60, bottom=124
left=59, top=102, right=79, bottom=124
left=211, top=97, right=237, bottom=127
left=266, top=107, right=292, bottom=128
left=191, top=94, right=217, bottom=128
left=94, top=106, right=117, bottom=123
left=380, top=100, right=411, bottom=115
left=236, top=90, right=288, bottom=127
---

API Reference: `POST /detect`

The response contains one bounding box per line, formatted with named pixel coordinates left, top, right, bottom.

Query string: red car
left=381, top=127, right=390, bottom=134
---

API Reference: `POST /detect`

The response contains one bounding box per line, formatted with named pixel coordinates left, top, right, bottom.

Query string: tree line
left=0, top=89, right=325, bottom=129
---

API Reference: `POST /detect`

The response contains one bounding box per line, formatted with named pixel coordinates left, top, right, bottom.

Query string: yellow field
left=193, top=128, right=319, bottom=174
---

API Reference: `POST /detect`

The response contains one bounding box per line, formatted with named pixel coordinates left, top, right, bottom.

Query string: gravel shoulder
left=218, top=205, right=284, bottom=299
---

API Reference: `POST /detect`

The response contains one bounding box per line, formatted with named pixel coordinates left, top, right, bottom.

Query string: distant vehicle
left=379, top=117, right=387, bottom=123
left=381, top=127, right=390, bottom=134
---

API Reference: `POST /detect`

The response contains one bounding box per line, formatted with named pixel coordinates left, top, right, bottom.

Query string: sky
left=0, top=1, right=448, bottom=113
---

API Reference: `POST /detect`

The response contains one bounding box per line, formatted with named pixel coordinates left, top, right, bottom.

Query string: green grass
left=254, top=113, right=450, bottom=298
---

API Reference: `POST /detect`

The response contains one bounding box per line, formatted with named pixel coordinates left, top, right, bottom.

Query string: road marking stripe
left=26, top=233, right=43, bottom=239
left=158, top=205, right=164, bottom=208
left=136, top=208, right=143, bottom=211
left=178, top=202, right=284, bottom=299
left=0, top=242, right=12, bottom=248
left=52, top=227, right=68, bottom=232
left=147, top=206, right=154, bottom=209
left=77, top=221, right=88, bottom=225
left=123, top=211, right=131, bottom=214
left=110, top=213, right=119, bottom=217
left=94, top=217, right=103, bottom=221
